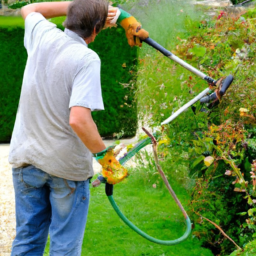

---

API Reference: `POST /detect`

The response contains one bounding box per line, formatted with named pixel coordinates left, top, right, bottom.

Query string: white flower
left=204, top=156, right=214, bottom=167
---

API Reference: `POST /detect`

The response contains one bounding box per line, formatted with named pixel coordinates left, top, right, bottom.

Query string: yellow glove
left=96, top=148, right=128, bottom=185
left=120, top=17, right=149, bottom=47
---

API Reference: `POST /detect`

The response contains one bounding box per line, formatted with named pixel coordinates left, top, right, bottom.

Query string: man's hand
left=94, top=147, right=128, bottom=185
left=117, top=9, right=149, bottom=47
left=121, top=19, right=149, bottom=47
left=104, top=6, right=118, bottom=28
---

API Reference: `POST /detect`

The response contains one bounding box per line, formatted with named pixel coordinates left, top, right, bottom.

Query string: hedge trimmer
left=94, top=36, right=233, bottom=245
left=142, top=37, right=234, bottom=125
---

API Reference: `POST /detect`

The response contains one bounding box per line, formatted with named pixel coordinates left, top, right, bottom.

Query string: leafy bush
left=230, top=239, right=256, bottom=255
left=181, top=13, right=256, bottom=256
left=8, top=1, right=28, bottom=9
left=0, top=17, right=138, bottom=142
left=188, top=121, right=255, bottom=255
left=0, top=26, right=27, bottom=142
left=135, top=5, right=256, bottom=256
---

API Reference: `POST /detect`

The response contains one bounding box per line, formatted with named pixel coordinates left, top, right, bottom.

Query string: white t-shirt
left=9, top=12, right=104, bottom=181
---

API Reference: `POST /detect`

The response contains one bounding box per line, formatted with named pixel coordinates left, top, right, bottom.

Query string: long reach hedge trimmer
left=143, top=37, right=234, bottom=125
left=94, top=8, right=234, bottom=246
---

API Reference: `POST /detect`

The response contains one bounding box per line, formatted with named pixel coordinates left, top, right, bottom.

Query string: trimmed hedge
left=0, top=17, right=138, bottom=142
left=90, top=27, right=138, bottom=138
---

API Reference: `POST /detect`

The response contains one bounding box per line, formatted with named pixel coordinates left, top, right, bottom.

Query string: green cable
left=108, top=195, right=192, bottom=245
left=105, top=133, right=192, bottom=245
left=119, top=137, right=154, bottom=165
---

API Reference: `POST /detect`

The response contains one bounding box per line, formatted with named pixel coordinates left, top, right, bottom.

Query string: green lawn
left=44, top=169, right=213, bottom=256
left=0, top=16, right=24, bottom=27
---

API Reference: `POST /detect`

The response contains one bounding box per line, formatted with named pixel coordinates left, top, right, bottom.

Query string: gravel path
left=0, top=145, right=15, bottom=256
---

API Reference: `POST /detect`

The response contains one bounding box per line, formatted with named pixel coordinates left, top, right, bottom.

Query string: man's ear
left=85, top=27, right=98, bottom=44
left=93, top=27, right=97, bottom=35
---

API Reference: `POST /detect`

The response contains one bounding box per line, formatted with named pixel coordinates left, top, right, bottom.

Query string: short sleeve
left=69, top=60, right=104, bottom=111
left=24, top=12, right=56, bottom=51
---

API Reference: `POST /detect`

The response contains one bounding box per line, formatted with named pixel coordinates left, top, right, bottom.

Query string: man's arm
left=21, top=2, right=71, bottom=20
left=70, top=106, right=129, bottom=186
left=69, top=106, right=106, bottom=154
left=21, top=2, right=117, bottom=22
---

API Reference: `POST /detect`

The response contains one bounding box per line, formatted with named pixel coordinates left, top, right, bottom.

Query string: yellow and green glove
left=93, top=146, right=128, bottom=185
left=116, top=8, right=149, bottom=47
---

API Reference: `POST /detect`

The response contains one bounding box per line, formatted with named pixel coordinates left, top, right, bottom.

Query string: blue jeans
left=11, top=165, right=90, bottom=256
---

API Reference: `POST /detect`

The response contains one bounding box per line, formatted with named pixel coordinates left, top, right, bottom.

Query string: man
left=9, top=0, right=149, bottom=255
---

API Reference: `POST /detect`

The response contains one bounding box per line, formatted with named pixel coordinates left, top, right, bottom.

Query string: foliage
left=189, top=120, right=256, bottom=255
left=184, top=12, right=256, bottom=256
left=230, top=239, right=256, bottom=256
left=8, top=1, right=28, bottom=9
left=0, top=17, right=138, bottom=142
left=0, top=26, right=27, bottom=142
left=135, top=4, right=256, bottom=256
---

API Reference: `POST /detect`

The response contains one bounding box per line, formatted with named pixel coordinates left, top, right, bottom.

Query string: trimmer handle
left=143, top=37, right=172, bottom=57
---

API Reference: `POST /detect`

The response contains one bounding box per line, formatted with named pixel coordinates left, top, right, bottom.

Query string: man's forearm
left=71, top=119, right=106, bottom=154
left=21, top=2, right=71, bottom=20
left=69, top=107, right=106, bottom=154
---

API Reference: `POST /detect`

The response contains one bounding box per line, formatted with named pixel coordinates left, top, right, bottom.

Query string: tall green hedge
left=0, top=17, right=138, bottom=142
left=90, top=27, right=138, bottom=138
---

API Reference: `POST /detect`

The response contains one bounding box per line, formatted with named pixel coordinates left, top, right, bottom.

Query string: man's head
left=64, top=0, right=108, bottom=41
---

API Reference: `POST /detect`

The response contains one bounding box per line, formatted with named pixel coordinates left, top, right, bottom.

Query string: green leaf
left=194, top=147, right=203, bottom=154
left=8, top=1, right=28, bottom=9
left=204, top=137, right=213, bottom=143
left=244, top=157, right=251, bottom=173
left=188, top=45, right=207, bottom=57
left=236, top=212, right=247, bottom=216
left=248, top=208, right=256, bottom=216
left=191, top=155, right=205, bottom=169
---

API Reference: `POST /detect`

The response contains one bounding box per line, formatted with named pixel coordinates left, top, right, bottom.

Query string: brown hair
left=64, top=0, right=108, bottom=39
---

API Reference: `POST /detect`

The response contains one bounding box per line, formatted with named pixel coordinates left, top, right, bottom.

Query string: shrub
left=183, top=13, right=256, bottom=255
left=0, top=26, right=26, bottom=142
left=230, top=239, right=256, bottom=255
left=135, top=5, right=256, bottom=255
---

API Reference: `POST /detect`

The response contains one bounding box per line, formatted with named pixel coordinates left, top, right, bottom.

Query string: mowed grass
left=0, top=16, right=24, bottom=27
left=44, top=168, right=213, bottom=256
left=81, top=169, right=213, bottom=256
left=0, top=16, right=67, bottom=28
